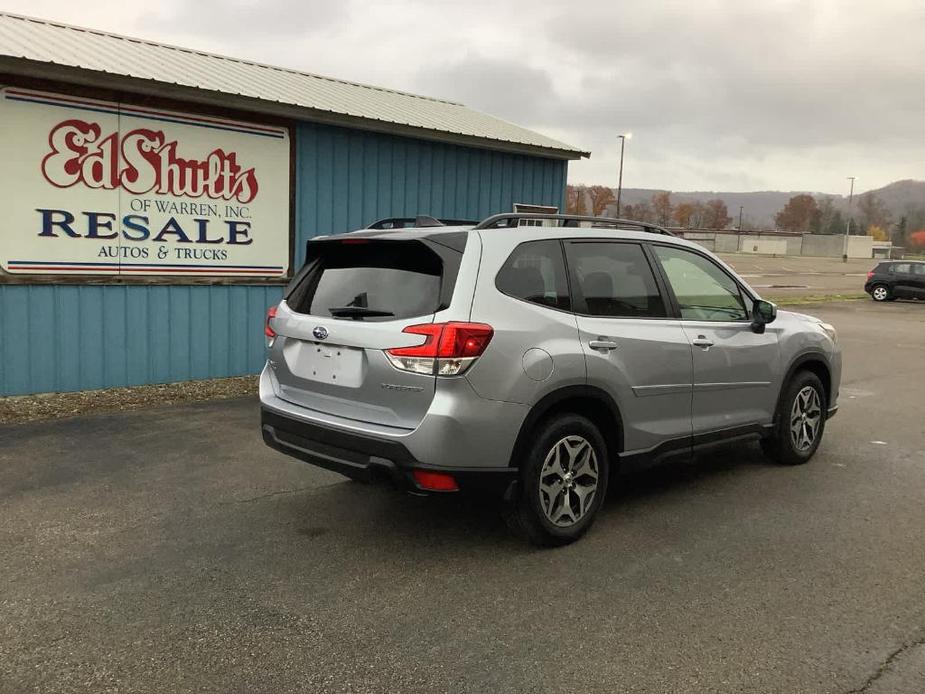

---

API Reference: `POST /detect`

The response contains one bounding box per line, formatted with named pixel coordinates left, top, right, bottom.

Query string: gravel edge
left=0, top=376, right=258, bottom=425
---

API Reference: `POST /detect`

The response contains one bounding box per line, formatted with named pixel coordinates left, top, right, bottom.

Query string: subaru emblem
left=312, top=326, right=329, bottom=341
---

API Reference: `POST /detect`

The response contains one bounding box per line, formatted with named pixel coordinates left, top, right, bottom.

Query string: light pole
left=616, top=133, right=632, bottom=217
left=843, top=176, right=856, bottom=262
left=738, top=206, right=744, bottom=230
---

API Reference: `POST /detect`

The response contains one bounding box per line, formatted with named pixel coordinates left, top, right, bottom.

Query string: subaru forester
left=260, top=214, right=841, bottom=546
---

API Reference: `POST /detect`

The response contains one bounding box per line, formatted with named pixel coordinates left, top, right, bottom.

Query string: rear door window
left=564, top=241, right=667, bottom=318
left=893, top=263, right=911, bottom=274
left=496, top=240, right=571, bottom=310
left=287, top=239, right=454, bottom=321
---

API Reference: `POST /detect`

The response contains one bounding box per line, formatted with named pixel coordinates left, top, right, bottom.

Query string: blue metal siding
left=1, top=122, right=567, bottom=396
left=0, top=284, right=282, bottom=395
left=293, top=123, right=567, bottom=266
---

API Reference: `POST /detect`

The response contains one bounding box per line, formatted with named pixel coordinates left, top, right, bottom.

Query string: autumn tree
left=622, top=201, right=654, bottom=223
left=775, top=194, right=819, bottom=232
left=586, top=185, right=616, bottom=216
left=673, top=201, right=698, bottom=228
left=566, top=185, right=587, bottom=215
left=651, top=191, right=673, bottom=226
left=691, top=202, right=707, bottom=228
left=868, top=224, right=889, bottom=241
left=825, top=210, right=846, bottom=236
left=856, top=192, right=891, bottom=233
left=893, top=216, right=908, bottom=246
left=702, top=199, right=732, bottom=230
left=908, top=230, right=925, bottom=249
left=811, top=196, right=846, bottom=235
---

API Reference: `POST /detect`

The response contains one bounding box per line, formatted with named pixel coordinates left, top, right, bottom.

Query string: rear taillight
left=867, top=271, right=874, bottom=280
left=265, top=305, right=278, bottom=338
left=385, top=322, right=493, bottom=376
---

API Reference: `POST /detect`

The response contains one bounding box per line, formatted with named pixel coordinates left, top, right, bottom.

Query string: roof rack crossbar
left=473, top=213, right=675, bottom=236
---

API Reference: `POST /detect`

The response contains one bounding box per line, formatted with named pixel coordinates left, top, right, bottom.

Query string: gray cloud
left=540, top=0, right=925, bottom=149
left=414, top=56, right=557, bottom=124
left=4, top=0, right=923, bottom=192
left=143, top=0, right=353, bottom=39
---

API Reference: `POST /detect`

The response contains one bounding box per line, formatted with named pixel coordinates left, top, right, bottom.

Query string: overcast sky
left=3, top=0, right=924, bottom=194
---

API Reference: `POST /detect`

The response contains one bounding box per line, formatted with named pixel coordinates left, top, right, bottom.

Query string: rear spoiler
left=366, top=216, right=478, bottom=229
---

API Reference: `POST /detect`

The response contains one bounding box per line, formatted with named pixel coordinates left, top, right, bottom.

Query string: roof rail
left=473, top=213, right=675, bottom=236
left=367, top=215, right=478, bottom=229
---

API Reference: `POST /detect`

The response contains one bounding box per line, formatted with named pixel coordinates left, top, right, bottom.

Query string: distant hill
left=863, top=180, right=925, bottom=219
left=594, top=180, right=925, bottom=228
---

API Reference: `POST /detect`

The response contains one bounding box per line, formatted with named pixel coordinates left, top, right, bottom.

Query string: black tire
left=504, top=413, right=609, bottom=547
left=761, top=371, right=827, bottom=466
left=870, top=284, right=891, bottom=302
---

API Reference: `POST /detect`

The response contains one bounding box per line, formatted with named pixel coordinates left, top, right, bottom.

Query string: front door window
left=652, top=246, right=748, bottom=321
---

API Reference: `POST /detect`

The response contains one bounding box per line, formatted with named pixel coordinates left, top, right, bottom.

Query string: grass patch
left=772, top=293, right=868, bottom=306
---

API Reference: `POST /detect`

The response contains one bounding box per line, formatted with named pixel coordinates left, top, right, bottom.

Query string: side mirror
left=751, top=299, right=777, bottom=334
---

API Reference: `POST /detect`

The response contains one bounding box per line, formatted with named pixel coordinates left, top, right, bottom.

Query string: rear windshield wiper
left=327, top=306, right=395, bottom=319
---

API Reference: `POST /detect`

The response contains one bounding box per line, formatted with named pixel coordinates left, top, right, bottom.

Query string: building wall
left=1, top=121, right=567, bottom=396
left=293, top=122, right=567, bottom=266
left=0, top=284, right=281, bottom=396
left=680, top=232, right=716, bottom=252
left=714, top=234, right=741, bottom=253
left=738, top=237, right=788, bottom=255
left=680, top=230, right=880, bottom=259
left=800, top=234, right=843, bottom=257
left=846, top=235, right=874, bottom=259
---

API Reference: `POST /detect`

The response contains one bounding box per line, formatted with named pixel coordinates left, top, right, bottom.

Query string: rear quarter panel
left=464, top=232, right=586, bottom=406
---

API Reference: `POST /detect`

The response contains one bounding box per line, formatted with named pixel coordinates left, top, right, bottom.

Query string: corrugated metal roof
left=0, top=12, right=588, bottom=159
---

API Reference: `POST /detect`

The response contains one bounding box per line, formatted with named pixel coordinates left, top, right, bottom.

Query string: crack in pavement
left=845, top=634, right=925, bottom=693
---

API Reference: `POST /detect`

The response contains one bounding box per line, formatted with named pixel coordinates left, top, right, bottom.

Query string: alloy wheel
left=538, top=435, right=599, bottom=527
left=872, top=286, right=888, bottom=301
left=790, top=385, right=822, bottom=451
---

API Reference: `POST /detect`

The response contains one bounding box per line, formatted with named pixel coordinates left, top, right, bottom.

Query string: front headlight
left=819, top=322, right=837, bottom=344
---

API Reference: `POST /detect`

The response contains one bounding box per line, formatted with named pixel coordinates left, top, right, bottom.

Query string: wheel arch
left=776, top=352, right=833, bottom=421
left=508, top=386, right=624, bottom=467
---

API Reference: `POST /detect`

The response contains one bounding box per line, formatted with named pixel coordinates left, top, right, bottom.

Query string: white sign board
left=0, top=87, right=290, bottom=278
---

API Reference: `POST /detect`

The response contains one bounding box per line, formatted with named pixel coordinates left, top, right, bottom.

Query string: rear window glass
left=287, top=240, right=446, bottom=321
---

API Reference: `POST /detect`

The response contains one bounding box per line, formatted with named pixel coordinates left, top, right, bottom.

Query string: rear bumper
left=261, top=407, right=517, bottom=496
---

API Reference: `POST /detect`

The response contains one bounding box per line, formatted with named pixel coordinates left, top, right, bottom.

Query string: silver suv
left=260, top=214, right=841, bottom=546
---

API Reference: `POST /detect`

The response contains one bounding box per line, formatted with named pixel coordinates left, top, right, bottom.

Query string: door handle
left=589, top=339, right=618, bottom=351
left=691, top=336, right=714, bottom=349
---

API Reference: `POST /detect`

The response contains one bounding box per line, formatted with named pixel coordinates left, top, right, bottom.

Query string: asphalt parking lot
left=719, top=254, right=875, bottom=299
left=2, top=300, right=924, bottom=694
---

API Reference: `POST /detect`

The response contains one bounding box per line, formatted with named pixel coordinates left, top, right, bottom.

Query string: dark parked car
left=864, top=260, right=925, bottom=301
